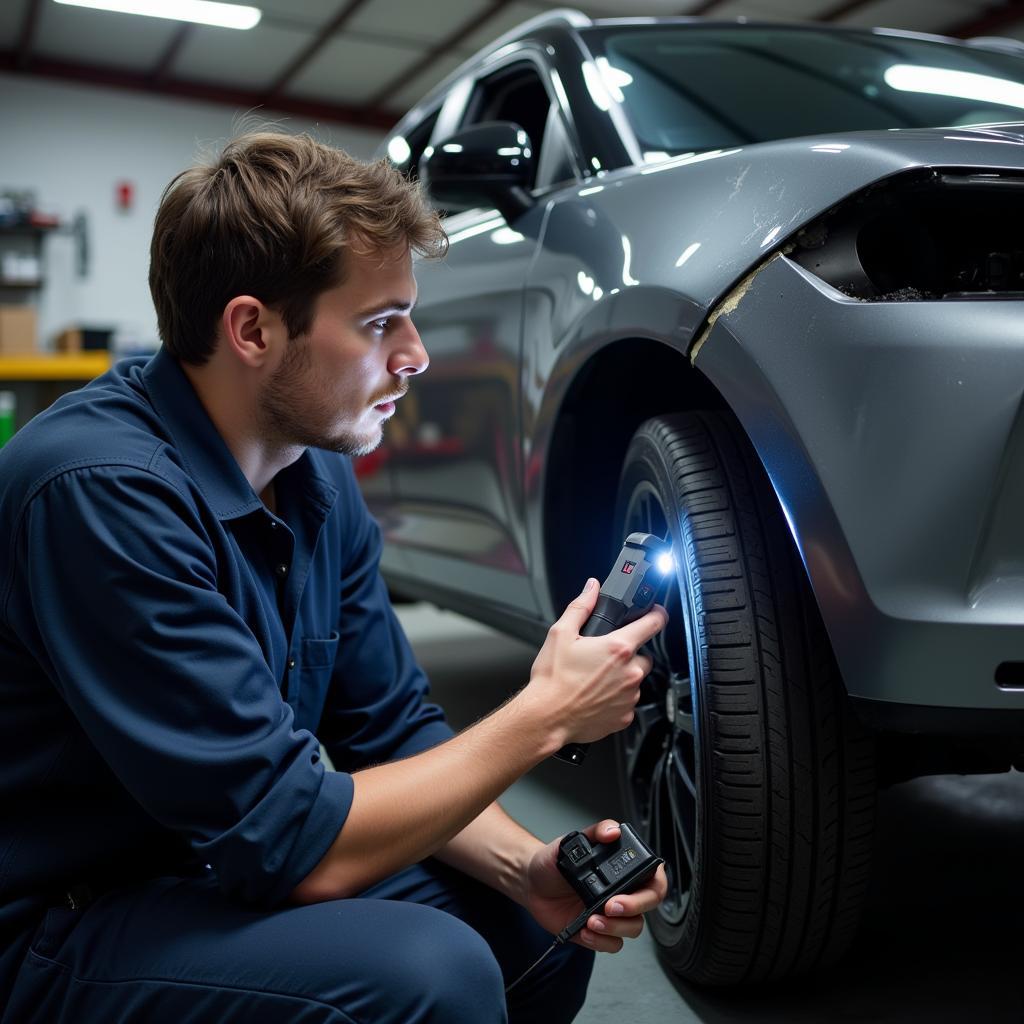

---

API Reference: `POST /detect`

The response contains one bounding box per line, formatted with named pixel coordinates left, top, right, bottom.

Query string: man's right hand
left=522, top=578, right=668, bottom=748
left=292, top=578, right=667, bottom=905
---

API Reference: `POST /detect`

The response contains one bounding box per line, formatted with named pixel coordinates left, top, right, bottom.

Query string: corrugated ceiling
left=1, top=0, right=1022, bottom=131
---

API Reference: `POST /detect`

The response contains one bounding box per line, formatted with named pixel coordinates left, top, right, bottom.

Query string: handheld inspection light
left=554, top=531, right=673, bottom=766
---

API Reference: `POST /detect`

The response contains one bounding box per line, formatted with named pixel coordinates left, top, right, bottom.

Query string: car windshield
left=582, top=25, right=1024, bottom=160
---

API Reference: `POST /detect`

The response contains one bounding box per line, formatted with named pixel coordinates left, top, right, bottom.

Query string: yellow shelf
left=0, top=353, right=112, bottom=380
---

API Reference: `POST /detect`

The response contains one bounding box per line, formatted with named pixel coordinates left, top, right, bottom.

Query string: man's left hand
left=523, top=819, right=668, bottom=954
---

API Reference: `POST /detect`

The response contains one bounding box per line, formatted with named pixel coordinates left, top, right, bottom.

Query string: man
left=0, top=131, right=667, bottom=1022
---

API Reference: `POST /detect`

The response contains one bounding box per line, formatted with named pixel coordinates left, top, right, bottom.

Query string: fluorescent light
left=387, top=136, right=411, bottom=165
left=621, top=235, right=638, bottom=287
left=447, top=216, right=504, bottom=247
left=582, top=60, right=611, bottom=111
left=596, top=57, right=633, bottom=103
left=581, top=58, right=634, bottom=110
left=640, top=147, right=742, bottom=175
left=491, top=226, right=525, bottom=245
left=884, top=63, right=1024, bottom=111
left=53, top=0, right=261, bottom=30
left=674, top=241, right=701, bottom=268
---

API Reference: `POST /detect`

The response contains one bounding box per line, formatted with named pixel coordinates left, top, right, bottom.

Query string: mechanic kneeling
left=0, top=131, right=668, bottom=1023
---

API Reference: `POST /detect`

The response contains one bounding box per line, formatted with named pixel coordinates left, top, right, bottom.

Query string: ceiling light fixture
left=53, top=0, right=261, bottom=30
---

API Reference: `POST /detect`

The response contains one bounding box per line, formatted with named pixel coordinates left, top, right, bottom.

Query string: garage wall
left=0, top=73, right=384, bottom=352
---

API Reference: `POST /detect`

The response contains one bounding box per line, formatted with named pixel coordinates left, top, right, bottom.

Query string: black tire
left=613, top=411, right=876, bottom=986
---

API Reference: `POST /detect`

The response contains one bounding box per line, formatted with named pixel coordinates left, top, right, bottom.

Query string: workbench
left=0, top=353, right=112, bottom=431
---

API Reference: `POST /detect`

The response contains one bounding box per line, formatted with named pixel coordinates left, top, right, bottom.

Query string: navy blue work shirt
left=0, top=348, right=453, bottom=989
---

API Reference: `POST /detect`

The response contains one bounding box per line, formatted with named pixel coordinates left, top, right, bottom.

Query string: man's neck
left=180, top=359, right=303, bottom=498
left=260, top=482, right=277, bottom=516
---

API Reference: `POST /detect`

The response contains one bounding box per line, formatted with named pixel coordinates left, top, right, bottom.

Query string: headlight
left=791, top=169, right=1024, bottom=301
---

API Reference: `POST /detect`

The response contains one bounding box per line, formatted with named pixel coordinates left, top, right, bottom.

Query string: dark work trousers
left=1, top=859, right=594, bottom=1023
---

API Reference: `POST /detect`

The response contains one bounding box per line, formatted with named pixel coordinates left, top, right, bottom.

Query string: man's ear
left=220, top=296, right=285, bottom=369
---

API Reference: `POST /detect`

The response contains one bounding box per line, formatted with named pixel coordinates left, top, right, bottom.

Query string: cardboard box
left=54, top=327, right=82, bottom=353
left=0, top=305, right=37, bottom=355
left=55, top=325, right=113, bottom=352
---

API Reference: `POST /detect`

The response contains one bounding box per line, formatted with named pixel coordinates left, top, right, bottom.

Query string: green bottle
left=0, top=391, right=16, bottom=447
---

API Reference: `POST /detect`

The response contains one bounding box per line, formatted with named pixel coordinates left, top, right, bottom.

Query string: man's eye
left=371, top=318, right=391, bottom=334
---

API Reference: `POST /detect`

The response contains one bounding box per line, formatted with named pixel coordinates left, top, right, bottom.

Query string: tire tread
left=622, top=411, right=876, bottom=986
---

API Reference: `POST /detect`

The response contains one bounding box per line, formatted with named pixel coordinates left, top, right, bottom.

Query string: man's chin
left=349, top=435, right=383, bottom=458
left=321, top=429, right=383, bottom=458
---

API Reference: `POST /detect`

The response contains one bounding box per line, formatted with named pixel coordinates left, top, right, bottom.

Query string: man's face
left=258, top=245, right=426, bottom=457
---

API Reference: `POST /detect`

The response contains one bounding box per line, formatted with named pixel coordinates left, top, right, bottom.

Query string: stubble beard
left=258, top=337, right=383, bottom=457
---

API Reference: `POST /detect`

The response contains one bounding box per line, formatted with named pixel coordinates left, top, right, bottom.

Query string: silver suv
left=360, top=10, right=1024, bottom=986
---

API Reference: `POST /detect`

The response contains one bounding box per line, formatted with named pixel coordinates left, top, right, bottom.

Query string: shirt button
left=287, top=658, right=296, bottom=670
left=269, top=520, right=278, bottom=530
left=275, top=563, right=289, bottom=578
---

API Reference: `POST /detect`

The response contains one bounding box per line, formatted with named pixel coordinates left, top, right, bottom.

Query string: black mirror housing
left=420, top=121, right=536, bottom=223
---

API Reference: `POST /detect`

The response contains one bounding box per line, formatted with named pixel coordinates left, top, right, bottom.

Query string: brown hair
left=149, top=130, right=447, bottom=365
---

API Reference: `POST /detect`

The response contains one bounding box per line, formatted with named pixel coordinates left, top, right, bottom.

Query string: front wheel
left=614, top=411, right=876, bottom=985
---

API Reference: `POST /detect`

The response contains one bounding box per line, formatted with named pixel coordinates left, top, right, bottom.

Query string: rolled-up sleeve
left=317, top=461, right=454, bottom=772
left=15, top=463, right=351, bottom=906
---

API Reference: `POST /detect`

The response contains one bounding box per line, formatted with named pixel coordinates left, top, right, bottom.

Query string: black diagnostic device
left=554, top=823, right=664, bottom=943
left=554, top=532, right=673, bottom=766
left=505, top=822, right=664, bottom=994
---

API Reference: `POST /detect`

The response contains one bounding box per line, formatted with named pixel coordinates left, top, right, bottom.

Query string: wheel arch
left=541, top=335, right=727, bottom=617
left=538, top=329, right=860, bottom=708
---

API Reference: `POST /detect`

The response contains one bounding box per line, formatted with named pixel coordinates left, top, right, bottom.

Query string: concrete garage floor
left=395, top=602, right=1024, bottom=1024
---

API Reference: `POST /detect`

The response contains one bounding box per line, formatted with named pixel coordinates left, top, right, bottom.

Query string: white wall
left=0, top=73, right=383, bottom=352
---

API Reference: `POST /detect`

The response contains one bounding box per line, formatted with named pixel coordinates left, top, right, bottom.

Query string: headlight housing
left=791, top=169, right=1024, bottom=301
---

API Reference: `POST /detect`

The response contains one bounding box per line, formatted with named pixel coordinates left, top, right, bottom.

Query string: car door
left=386, top=51, right=580, bottom=620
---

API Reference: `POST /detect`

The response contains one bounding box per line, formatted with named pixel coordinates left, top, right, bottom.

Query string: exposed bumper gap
left=792, top=169, right=1024, bottom=302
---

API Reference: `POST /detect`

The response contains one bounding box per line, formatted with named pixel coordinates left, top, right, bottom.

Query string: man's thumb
left=558, top=578, right=599, bottom=633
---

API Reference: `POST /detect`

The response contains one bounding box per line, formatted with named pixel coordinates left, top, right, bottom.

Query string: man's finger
left=587, top=913, right=644, bottom=941
left=604, top=890, right=661, bottom=918
left=615, top=604, right=669, bottom=650
left=575, top=930, right=625, bottom=955
left=603, top=865, right=669, bottom=917
left=581, top=819, right=621, bottom=845
left=555, top=578, right=600, bottom=635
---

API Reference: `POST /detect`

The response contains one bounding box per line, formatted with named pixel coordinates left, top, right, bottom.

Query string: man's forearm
left=292, top=582, right=666, bottom=906
left=291, top=691, right=562, bottom=903
left=434, top=802, right=544, bottom=907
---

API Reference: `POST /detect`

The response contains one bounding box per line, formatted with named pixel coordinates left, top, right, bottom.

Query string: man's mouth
left=373, top=391, right=406, bottom=413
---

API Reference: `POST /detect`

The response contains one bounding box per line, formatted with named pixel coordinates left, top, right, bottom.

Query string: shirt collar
left=140, top=346, right=338, bottom=523
left=141, top=347, right=262, bottom=520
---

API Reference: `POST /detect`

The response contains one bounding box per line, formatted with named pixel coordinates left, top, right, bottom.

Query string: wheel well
left=543, top=337, right=726, bottom=613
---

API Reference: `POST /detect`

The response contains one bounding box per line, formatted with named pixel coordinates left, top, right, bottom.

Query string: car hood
left=541, top=121, right=1024, bottom=318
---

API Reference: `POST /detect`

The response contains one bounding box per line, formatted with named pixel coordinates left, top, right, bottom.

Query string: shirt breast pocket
left=290, top=631, right=340, bottom=728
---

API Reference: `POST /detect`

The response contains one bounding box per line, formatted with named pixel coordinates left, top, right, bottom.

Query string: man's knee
left=392, top=909, right=506, bottom=1023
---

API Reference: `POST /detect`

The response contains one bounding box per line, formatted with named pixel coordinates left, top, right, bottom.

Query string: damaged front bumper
left=693, top=251, right=1024, bottom=714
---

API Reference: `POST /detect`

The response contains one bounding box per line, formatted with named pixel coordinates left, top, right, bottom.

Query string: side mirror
left=420, top=122, right=535, bottom=223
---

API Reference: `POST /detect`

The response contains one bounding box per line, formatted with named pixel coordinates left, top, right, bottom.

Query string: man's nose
left=389, top=322, right=429, bottom=378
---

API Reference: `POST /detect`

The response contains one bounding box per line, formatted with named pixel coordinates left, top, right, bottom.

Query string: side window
left=386, top=110, right=440, bottom=182
left=464, top=62, right=578, bottom=191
